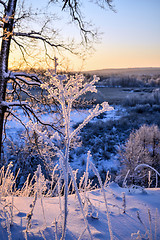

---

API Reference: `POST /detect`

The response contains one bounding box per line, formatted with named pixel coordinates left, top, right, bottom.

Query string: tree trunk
left=0, top=0, right=17, bottom=163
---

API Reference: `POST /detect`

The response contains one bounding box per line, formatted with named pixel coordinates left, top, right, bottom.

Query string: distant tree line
left=95, top=74, right=160, bottom=88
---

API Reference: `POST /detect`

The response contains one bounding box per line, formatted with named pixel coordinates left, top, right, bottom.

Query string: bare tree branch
left=63, top=0, right=94, bottom=42
left=9, top=71, right=43, bottom=84
left=1, top=100, right=27, bottom=107
left=14, top=12, right=31, bottom=24
left=60, top=0, right=114, bottom=42
left=2, top=100, right=64, bottom=136
left=6, top=109, right=29, bottom=132
left=12, top=37, right=29, bottom=63
left=3, top=111, right=11, bottom=144
left=92, top=0, right=115, bottom=11
left=14, top=31, right=76, bottom=53
left=15, top=76, right=41, bottom=86
left=19, top=89, right=41, bottom=103
left=22, top=104, right=64, bottom=136
left=7, top=77, right=42, bottom=103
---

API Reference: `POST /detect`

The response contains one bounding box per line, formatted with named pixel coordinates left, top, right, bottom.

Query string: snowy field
left=0, top=182, right=160, bottom=240
left=5, top=105, right=125, bottom=136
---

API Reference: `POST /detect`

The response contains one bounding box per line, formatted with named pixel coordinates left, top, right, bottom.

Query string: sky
left=10, top=0, right=160, bottom=71
left=76, top=0, right=160, bottom=71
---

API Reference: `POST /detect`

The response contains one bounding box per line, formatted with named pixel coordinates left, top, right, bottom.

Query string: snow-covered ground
left=5, top=106, right=126, bottom=137
left=0, top=183, right=160, bottom=239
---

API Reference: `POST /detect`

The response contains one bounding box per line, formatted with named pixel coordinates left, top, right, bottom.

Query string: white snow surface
left=5, top=106, right=125, bottom=137
left=0, top=183, right=160, bottom=239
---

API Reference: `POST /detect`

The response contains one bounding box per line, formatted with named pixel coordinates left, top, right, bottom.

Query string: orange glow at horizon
left=9, top=44, right=160, bottom=72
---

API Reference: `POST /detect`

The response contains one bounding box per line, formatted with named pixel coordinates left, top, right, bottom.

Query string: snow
left=5, top=106, right=125, bottom=138
left=0, top=183, right=160, bottom=239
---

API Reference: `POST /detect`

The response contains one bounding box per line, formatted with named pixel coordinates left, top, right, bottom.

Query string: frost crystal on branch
left=41, top=71, right=113, bottom=140
left=41, top=72, right=99, bottom=103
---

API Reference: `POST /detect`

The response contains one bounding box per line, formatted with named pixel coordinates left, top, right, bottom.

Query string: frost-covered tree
left=119, top=124, right=160, bottom=186
left=0, top=0, right=113, bottom=162
left=38, top=71, right=113, bottom=239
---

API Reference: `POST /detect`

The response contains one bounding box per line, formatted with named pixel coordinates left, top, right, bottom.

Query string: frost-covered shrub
left=0, top=162, right=18, bottom=196
left=152, top=88, right=160, bottom=104
left=123, top=89, right=160, bottom=107
left=4, top=132, right=51, bottom=188
left=118, top=124, right=160, bottom=186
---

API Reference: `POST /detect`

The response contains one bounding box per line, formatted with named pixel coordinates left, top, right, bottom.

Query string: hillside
left=84, top=67, right=160, bottom=77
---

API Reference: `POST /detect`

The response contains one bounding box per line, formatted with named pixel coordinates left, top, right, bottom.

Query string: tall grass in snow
left=86, top=151, right=113, bottom=240
left=26, top=165, right=47, bottom=232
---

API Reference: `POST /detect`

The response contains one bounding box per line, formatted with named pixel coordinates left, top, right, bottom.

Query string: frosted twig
left=1, top=162, right=13, bottom=196
left=88, top=152, right=113, bottom=240
left=54, top=218, right=58, bottom=240
left=58, top=177, right=63, bottom=219
left=40, top=229, right=46, bottom=240
left=148, top=209, right=152, bottom=240
left=68, top=164, right=93, bottom=240
left=122, top=170, right=130, bottom=188
left=135, top=164, right=160, bottom=177
left=26, top=192, right=37, bottom=231
left=78, top=226, right=87, bottom=240
left=136, top=211, right=149, bottom=236
left=122, top=192, right=126, bottom=213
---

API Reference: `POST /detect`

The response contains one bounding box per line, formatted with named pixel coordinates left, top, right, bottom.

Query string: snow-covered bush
left=4, top=131, right=51, bottom=188
left=118, top=124, right=160, bottom=186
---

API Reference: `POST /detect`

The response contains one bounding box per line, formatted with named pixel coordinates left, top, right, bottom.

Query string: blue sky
left=16, top=0, right=160, bottom=71
left=80, top=0, right=160, bottom=70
